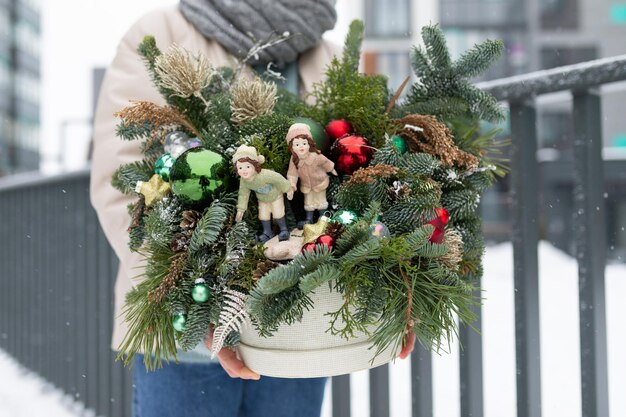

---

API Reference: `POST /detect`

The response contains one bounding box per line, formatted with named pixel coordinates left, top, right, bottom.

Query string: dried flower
left=230, top=76, right=277, bottom=125
left=154, top=44, right=214, bottom=108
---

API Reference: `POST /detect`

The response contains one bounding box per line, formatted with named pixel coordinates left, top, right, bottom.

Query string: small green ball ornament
left=169, top=147, right=228, bottom=205
left=295, top=117, right=330, bottom=153
left=391, top=135, right=408, bottom=154
left=172, top=314, right=187, bottom=332
left=332, top=209, right=358, bottom=225
left=191, top=278, right=211, bottom=303
left=155, top=153, right=176, bottom=181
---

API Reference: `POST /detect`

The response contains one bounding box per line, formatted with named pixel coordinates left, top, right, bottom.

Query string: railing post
left=509, top=100, right=542, bottom=417
left=410, top=344, right=432, bottom=417
left=331, top=374, right=351, bottom=417
left=460, top=286, right=483, bottom=417
left=370, top=364, right=390, bottom=417
left=572, top=89, right=609, bottom=417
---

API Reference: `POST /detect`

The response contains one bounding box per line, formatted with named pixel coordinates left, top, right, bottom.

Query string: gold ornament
left=136, top=174, right=171, bottom=207
left=302, top=216, right=330, bottom=244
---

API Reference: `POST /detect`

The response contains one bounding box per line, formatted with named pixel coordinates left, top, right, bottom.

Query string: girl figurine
left=285, top=123, right=337, bottom=228
left=233, top=145, right=291, bottom=242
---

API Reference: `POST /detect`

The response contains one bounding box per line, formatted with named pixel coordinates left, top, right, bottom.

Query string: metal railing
left=2, top=54, right=626, bottom=417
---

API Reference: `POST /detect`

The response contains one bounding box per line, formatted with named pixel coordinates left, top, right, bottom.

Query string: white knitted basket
left=237, top=283, right=399, bottom=378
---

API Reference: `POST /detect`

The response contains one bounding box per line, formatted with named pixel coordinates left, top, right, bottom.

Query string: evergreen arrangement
left=112, top=21, right=506, bottom=371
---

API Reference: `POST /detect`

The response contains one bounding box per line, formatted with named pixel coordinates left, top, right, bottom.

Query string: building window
left=540, top=46, right=596, bottom=70
left=363, top=51, right=411, bottom=93
left=365, top=0, right=411, bottom=38
left=541, top=0, right=579, bottom=30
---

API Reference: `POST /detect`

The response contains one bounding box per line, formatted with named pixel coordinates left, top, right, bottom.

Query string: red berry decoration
left=302, top=242, right=317, bottom=254
left=315, top=234, right=335, bottom=250
left=325, top=119, right=353, bottom=141
left=426, top=207, right=450, bottom=243
left=331, top=135, right=374, bottom=176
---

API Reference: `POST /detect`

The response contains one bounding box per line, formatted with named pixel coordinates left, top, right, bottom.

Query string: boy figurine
left=285, top=123, right=337, bottom=228
left=233, top=145, right=291, bottom=242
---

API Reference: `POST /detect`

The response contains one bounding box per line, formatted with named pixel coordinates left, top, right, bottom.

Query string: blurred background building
left=0, top=0, right=40, bottom=175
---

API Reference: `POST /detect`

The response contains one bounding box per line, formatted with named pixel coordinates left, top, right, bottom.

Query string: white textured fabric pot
left=238, top=283, right=399, bottom=378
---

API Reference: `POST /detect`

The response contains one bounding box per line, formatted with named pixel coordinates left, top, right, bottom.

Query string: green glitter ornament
left=391, top=135, right=408, bottom=154
left=295, top=117, right=330, bottom=153
left=332, top=209, right=359, bottom=225
left=155, top=153, right=175, bottom=181
left=191, top=278, right=211, bottom=303
left=172, top=314, right=187, bottom=332
left=169, top=147, right=229, bottom=205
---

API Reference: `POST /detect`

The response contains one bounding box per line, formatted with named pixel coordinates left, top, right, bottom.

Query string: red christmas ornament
left=315, top=234, right=336, bottom=250
left=302, top=242, right=317, bottom=254
left=426, top=207, right=450, bottom=243
left=331, top=135, right=374, bottom=176
left=325, top=119, right=354, bottom=141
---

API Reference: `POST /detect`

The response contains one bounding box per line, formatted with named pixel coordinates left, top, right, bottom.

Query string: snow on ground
left=1, top=242, right=625, bottom=417
left=0, top=349, right=86, bottom=417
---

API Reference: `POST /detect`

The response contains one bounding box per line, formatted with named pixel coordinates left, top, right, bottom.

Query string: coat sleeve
left=89, top=9, right=176, bottom=270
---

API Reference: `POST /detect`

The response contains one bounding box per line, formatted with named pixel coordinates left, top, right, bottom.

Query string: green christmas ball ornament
left=391, top=135, right=408, bottom=154
left=294, top=117, right=330, bottom=153
left=332, top=209, right=359, bottom=225
left=155, top=153, right=176, bottom=181
left=191, top=278, right=211, bottom=303
left=169, top=147, right=229, bottom=205
left=172, top=313, right=187, bottom=332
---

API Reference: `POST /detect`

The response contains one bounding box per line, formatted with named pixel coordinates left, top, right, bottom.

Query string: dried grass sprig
left=344, top=164, right=400, bottom=186
left=395, top=114, right=479, bottom=168
left=114, top=100, right=202, bottom=139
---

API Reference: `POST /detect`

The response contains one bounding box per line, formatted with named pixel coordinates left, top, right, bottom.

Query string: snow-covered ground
left=1, top=242, right=625, bottom=417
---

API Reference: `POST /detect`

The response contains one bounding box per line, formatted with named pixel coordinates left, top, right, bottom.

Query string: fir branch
left=405, top=24, right=505, bottom=123
left=421, top=25, right=452, bottom=70
left=177, top=301, right=212, bottom=351
left=299, top=264, right=341, bottom=294
left=188, top=204, right=229, bottom=253
left=112, top=160, right=154, bottom=194
left=453, top=39, right=504, bottom=79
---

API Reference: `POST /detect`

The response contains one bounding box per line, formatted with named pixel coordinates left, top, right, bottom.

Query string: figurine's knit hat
left=285, top=123, right=313, bottom=144
left=232, top=145, right=265, bottom=165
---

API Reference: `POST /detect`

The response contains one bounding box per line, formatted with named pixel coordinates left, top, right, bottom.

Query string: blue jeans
left=132, top=354, right=327, bottom=417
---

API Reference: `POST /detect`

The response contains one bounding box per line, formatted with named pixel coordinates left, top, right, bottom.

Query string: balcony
left=2, top=55, right=626, bottom=416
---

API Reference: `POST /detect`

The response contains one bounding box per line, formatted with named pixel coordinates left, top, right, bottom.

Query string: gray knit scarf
left=179, top=0, right=337, bottom=67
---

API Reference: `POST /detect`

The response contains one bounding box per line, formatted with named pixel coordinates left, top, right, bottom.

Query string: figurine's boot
left=257, top=220, right=275, bottom=243
left=297, top=210, right=315, bottom=229
left=275, top=217, right=290, bottom=241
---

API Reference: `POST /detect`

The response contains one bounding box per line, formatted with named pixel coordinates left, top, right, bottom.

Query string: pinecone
left=180, top=210, right=201, bottom=230
left=325, top=222, right=345, bottom=241
left=252, top=260, right=279, bottom=281
left=171, top=230, right=192, bottom=252
left=388, top=181, right=411, bottom=202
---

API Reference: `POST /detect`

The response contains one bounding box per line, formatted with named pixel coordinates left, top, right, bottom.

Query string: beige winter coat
left=89, top=6, right=338, bottom=351
left=287, top=153, right=335, bottom=193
